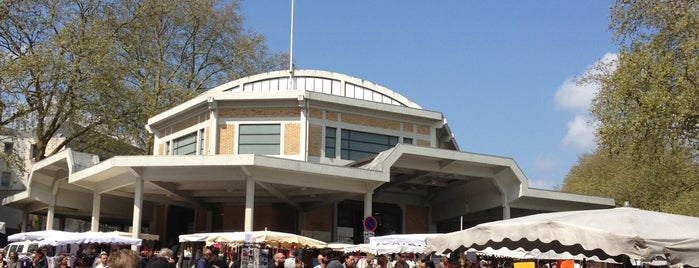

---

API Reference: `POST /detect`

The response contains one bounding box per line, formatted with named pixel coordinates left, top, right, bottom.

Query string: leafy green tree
left=105, top=0, right=286, bottom=153
left=563, top=0, right=699, bottom=216
left=0, top=0, right=286, bottom=165
left=0, top=0, right=129, bottom=162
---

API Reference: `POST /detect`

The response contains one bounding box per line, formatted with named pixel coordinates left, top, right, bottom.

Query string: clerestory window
left=340, top=129, right=398, bottom=161
left=238, top=124, right=281, bottom=155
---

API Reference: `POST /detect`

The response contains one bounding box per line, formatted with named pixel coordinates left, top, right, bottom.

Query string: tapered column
left=363, top=192, right=372, bottom=218
left=131, top=178, right=143, bottom=250
left=46, top=199, right=55, bottom=230
left=244, top=176, right=255, bottom=232
left=91, top=192, right=101, bottom=231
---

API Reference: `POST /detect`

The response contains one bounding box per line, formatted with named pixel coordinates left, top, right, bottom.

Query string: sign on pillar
left=363, top=216, right=377, bottom=243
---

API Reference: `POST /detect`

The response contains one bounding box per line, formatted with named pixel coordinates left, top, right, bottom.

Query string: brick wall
left=284, top=123, right=300, bottom=155
left=404, top=205, right=429, bottom=233
left=218, top=124, right=234, bottom=154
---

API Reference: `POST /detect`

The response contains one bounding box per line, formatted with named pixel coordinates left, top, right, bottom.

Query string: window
left=173, top=132, right=197, bottom=155
left=325, top=127, right=337, bottom=158
left=169, top=129, right=206, bottom=155
left=3, top=142, right=13, bottom=154
left=238, top=124, right=281, bottom=155
left=0, top=172, right=10, bottom=188
left=340, top=129, right=398, bottom=160
left=403, top=137, right=413, bottom=144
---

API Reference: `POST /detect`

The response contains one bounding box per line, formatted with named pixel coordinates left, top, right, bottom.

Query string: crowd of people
left=1, top=242, right=518, bottom=268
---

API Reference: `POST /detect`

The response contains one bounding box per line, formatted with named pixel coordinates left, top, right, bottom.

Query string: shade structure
left=425, top=207, right=699, bottom=267
left=109, top=231, right=159, bottom=241
left=8, top=230, right=75, bottom=242
left=369, top=233, right=441, bottom=248
left=178, top=230, right=327, bottom=249
left=340, top=243, right=426, bottom=255
left=37, top=231, right=142, bottom=246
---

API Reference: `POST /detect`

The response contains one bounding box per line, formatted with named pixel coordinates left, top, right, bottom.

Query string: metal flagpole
left=289, top=0, right=295, bottom=89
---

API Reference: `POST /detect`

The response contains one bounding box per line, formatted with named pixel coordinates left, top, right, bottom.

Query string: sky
left=239, top=1, right=618, bottom=190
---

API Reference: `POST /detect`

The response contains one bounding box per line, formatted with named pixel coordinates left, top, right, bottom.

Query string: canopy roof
left=178, top=230, right=327, bottom=249
left=426, top=207, right=699, bottom=267
left=9, top=230, right=142, bottom=246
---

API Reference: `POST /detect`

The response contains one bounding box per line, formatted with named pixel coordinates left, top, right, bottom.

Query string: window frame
left=237, top=124, right=282, bottom=155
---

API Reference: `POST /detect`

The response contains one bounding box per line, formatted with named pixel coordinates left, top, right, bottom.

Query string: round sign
left=363, top=216, right=378, bottom=232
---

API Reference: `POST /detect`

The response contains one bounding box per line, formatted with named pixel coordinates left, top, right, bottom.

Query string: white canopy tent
left=178, top=230, right=327, bottom=249
left=341, top=244, right=426, bottom=255
left=8, top=230, right=75, bottom=242
left=426, top=207, right=699, bottom=267
left=369, top=233, right=441, bottom=248
left=37, top=231, right=142, bottom=246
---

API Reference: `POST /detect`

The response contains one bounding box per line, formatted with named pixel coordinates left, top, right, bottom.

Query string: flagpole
left=289, top=0, right=295, bottom=79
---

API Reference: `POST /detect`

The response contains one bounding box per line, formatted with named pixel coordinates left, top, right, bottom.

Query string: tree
left=105, top=0, right=286, bottom=153
left=0, top=0, right=129, bottom=163
left=0, top=0, right=286, bottom=166
left=562, top=0, right=699, bottom=216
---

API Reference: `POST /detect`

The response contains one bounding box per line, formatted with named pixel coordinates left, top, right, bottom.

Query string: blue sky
left=239, top=1, right=618, bottom=190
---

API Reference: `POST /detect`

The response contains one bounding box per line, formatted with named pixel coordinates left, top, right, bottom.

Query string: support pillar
left=46, top=200, right=55, bottom=230
left=502, top=204, right=511, bottom=219
left=131, top=178, right=143, bottom=250
left=91, top=192, right=101, bottom=231
left=363, top=192, right=373, bottom=218
left=244, top=176, right=255, bottom=232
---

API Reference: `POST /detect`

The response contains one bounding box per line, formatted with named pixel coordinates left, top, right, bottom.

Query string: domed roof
left=207, top=69, right=422, bottom=109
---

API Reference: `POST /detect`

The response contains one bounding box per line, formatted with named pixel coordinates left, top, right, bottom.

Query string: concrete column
left=20, top=211, right=27, bottom=232
left=244, top=176, right=255, bottom=232
left=131, top=178, right=143, bottom=250
left=363, top=192, right=373, bottom=218
left=208, top=97, right=218, bottom=155
left=46, top=199, right=55, bottom=230
left=91, top=192, right=101, bottom=231
left=502, top=204, right=511, bottom=219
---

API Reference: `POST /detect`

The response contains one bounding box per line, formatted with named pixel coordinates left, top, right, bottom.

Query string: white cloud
left=562, top=114, right=597, bottom=152
left=555, top=53, right=617, bottom=153
left=554, top=78, right=597, bottom=113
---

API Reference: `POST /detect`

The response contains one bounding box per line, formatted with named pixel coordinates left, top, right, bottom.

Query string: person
left=146, top=248, right=175, bottom=268
left=0, top=251, right=6, bottom=268
left=108, top=249, right=141, bottom=268
left=273, top=253, right=286, bottom=268
left=376, top=256, right=388, bottom=268
left=93, top=251, right=108, bottom=268
left=208, top=249, right=228, bottom=268
left=32, top=249, right=49, bottom=268
left=6, top=251, right=20, bottom=268
left=57, top=255, right=71, bottom=268
left=393, top=254, right=409, bottom=268
left=419, top=259, right=435, bottom=268
left=195, top=248, right=213, bottom=268
left=295, top=257, right=304, bottom=268
left=284, top=250, right=299, bottom=268
left=342, top=254, right=355, bottom=268
left=436, top=257, right=452, bottom=268
left=313, top=249, right=330, bottom=268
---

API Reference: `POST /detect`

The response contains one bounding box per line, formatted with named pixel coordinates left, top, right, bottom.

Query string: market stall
left=426, top=206, right=699, bottom=267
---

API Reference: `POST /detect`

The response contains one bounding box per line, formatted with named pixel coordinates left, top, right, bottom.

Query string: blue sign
left=363, top=216, right=378, bottom=232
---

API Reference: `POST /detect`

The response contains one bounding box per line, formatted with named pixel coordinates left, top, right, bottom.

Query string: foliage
left=0, top=0, right=286, bottom=168
left=562, top=0, right=699, bottom=216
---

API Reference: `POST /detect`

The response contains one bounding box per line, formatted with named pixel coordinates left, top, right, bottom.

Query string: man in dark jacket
left=146, top=248, right=176, bottom=268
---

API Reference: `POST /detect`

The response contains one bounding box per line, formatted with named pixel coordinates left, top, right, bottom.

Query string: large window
left=171, top=129, right=205, bottom=155
left=340, top=129, right=398, bottom=160
left=238, top=124, right=281, bottom=155
left=325, top=127, right=337, bottom=158
left=173, top=132, right=197, bottom=155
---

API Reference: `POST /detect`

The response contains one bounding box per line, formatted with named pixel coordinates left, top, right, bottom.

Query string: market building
left=2, top=70, right=614, bottom=245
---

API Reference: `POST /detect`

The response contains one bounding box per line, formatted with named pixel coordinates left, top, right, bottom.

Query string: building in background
left=2, top=70, right=614, bottom=246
